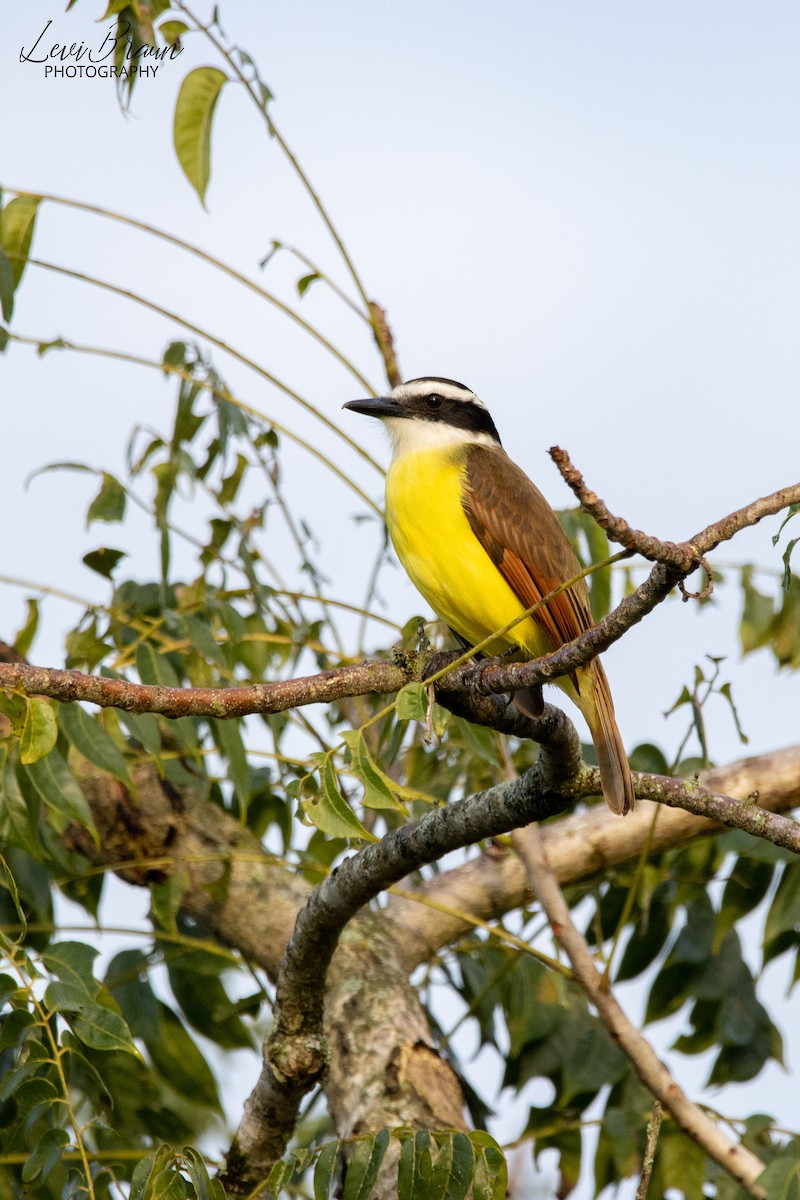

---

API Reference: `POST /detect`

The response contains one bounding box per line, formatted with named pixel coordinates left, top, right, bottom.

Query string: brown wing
left=462, top=443, right=595, bottom=673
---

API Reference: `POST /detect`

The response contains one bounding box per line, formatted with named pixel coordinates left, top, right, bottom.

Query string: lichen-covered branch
left=388, top=745, right=800, bottom=971
left=223, top=704, right=581, bottom=1195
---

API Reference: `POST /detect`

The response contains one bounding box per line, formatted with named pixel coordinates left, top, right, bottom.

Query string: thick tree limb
left=65, top=740, right=800, bottom=1198
left=223, top=705, right=581, bottom=1195
left=513, top=822, right=767, bottom=1197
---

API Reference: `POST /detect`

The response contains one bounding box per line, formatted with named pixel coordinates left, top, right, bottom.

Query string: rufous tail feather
left=585, top=660, right=635, bottom=815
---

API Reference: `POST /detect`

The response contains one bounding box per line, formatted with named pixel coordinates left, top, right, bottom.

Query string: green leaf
left=83, top=546, right=128, bottom=578
left=765, top=864, right=800, bottom=947
left=314, top=1140, right=340, bottom=1200
left=147, top=1001, right=221, bottom=1111
left=118, top=709, right=163, bottom=756
left=0, top=194, right=40, bottom=288
left=0, top=246, right=15, bottom=321
left=183, top=1146, right=226, bottom=1200
left=166, top=950, right=253, bottom=1050
left=149, top=1167, right=189, bottom=1200
left=26, top=751, right=98, bottom=842
left=302, top=758, right=375, bottom=841
left=19, top=697, right=58, bottom=765
left=757, top=1154, right=800, bottom=1200
left=341, top=730, right=404, bottom=811
left=42, top=941, right=100, bottom=993
left=44, top=982, right=138, bottom=1055
left=210, top=718, right=251, bottom=818
left=717, top=857, right=774, bottom=950
left=430, top=1133, right=474, bottom=1200
left=562, top=1021, right=628, bottom=1102
left=396, top=682, right=429, bottom=721
left=13, top=597, right=39, bottom=658
left=740, top=567, right=775, bottom=655
left=0, top=851, right=26, bottom=927
left=130, top=1153, right=159, bottom=1200
left=297, top=272, right=321, bottom=297
left=469, top=1133, right=507, bottom=1200
left=159, top=20, right=189, bottom=45
left=173, top=67, right=228, bottom=205
left=266, top=1159, right=295, bottom=1197
left=398, top=1130, right=427, bottom=1200
left=1, top=750, right=41, bottom=858
left=86, top=472, right=127, bottom=526
left=342, top=1129, right=390, bottom=1200
left=58, top=702, right=136, bottom=795
left=781, top=537, right=800, bottom=589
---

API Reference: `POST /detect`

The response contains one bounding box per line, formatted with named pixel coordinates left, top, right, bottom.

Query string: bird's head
left=344, top=377, right=501, bottom=455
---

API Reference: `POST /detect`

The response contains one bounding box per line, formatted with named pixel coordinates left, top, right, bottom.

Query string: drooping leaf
left=341, top=729, right=404, bottom=811
left=58, top=702, right=136, bottom=795
left=265, top=1159, right=295, bottom=1198
left=173, top=67, right=228, bottom=204
left=0, top=246, right=15, bottom=322
left=210, top=717, right=251, bottom=818
left=86, top=472, right=127, bottom=526
left=13, top=597, right=39, bottom=658
left=302, top=758, right=375, bottom=841
left=183, top=1146, right=226, bottom=1200
left=42, top=940, right=100, bottom=993
left=297, top=272, right=321, bottom=297
left=469, top=1132, right=507, bottom=1200
left=430, top=1133, right=474, bottom=1200
left=0, top=751, right=41, bottom=858
left=26, top=751, right=98, bottom=842
left=342, top=1129, right=390, bottom=1200
left=0, top=194, right=40, bottom=289
left=146, top=1001, right=221, bottom=1111
left=314, top=1140, right=340, bottom=1200
left=396, top=682, right=429, bottom=722
left=765, top=864, right=800, bottom=950
left=19, top=698, right=58, bottom=765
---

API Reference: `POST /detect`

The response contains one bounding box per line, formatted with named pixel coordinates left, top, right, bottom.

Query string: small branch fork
left=513, top=824, right=767, bottom=1198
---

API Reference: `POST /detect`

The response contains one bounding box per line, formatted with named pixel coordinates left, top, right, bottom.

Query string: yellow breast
left=385, top=446, right=552, bottom=658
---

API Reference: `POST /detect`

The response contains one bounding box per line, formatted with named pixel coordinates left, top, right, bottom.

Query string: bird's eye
left=425, top=393, right=444, bottom=410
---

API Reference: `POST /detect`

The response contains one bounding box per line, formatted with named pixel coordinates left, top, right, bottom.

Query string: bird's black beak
left=343, top=397, right=407, bottom=419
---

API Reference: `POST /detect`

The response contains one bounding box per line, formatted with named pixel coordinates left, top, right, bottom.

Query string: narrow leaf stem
left=1, top=186, right=376, bottom=391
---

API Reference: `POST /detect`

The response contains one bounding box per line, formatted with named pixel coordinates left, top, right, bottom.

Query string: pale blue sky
left=2, top=3, right=799, bottom=1191
left=3, top=1, right=799, bottom=759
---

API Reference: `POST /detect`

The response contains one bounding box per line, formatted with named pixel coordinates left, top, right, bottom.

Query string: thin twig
left=635, top=1102, right=663, bottom=1200
left=512, top=824, right=766, bottom=1197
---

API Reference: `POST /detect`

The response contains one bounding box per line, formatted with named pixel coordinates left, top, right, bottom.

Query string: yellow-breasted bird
left=344, top=376, right=634, bottom=815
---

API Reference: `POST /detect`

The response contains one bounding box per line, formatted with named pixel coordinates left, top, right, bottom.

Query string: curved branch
left=222, top=704, right=581, bottom=1194
left=388, top=745, right=800, bottom=972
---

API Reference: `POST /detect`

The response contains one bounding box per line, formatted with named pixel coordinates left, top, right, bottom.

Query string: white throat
left=384, top=416, right=499, bottom=460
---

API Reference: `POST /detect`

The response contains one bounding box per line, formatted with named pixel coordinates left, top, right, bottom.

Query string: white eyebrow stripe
left=391, top=379, right=487, bottom=409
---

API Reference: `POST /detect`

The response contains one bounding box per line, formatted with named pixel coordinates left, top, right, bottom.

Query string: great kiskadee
left=344, top=377, right=634, bottom=816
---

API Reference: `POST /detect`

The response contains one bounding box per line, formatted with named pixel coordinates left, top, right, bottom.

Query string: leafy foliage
left=1, top=4, right=799, bottom=1199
